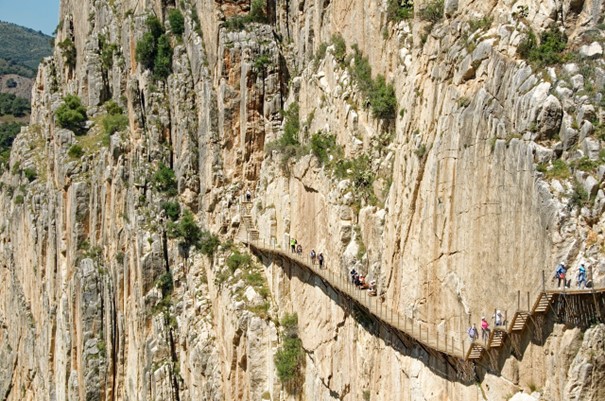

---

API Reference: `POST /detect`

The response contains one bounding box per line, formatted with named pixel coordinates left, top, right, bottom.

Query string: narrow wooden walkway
left=244, top=238, right=605, bottom=362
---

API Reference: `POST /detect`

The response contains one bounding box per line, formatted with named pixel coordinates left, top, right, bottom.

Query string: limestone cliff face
left=1, top=0, right=605, bottom=400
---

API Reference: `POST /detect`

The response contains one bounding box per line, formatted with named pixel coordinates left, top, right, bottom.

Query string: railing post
left=517, top=290, right=520, bottom=310
left=542, top=269, right=545, bottom=292
left=527, top=291, right=530, bottom=311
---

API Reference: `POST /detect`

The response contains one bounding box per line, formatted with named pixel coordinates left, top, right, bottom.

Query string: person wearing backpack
left=318, top=253, right=324, bottom=269
left=553, top=263, right=567, bottom=288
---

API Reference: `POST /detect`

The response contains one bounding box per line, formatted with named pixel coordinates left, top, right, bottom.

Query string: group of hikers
left=554, top=262, right=589, bottom=289
left=467, top=261, right=592, bottom=344
left=467, top=310, right=505, bottom=343
left=289, top=238, right=378, bottom=295
left=350, top=269, right=377, bottom=296
left=289, top=238, right=325, bottom=269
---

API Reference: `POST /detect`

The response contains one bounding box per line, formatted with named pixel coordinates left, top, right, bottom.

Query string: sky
left=0, top=0, right=60, bottom=35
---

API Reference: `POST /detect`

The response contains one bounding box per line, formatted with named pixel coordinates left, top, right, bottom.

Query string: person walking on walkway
left=290, top=238, right=296, bottom=253
left=494, top=310, right=503, bottom=326
left=318, top=253, right=324, bottom=269
left=296, top=243, right=302, bottom=255
left=468, top=324, right=478, bottom=342
left=481, top=317, right=490, bottom=343
left=245, top=189, right=251, bottom=202
left=554, top=263, right=567, bottom=288
left=577, top=264, right=587, bottom=289
left=310, top=249, right=316, bottom=265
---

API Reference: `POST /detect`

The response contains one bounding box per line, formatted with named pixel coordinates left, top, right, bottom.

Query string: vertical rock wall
left=0, top=0, right=605, bottom=400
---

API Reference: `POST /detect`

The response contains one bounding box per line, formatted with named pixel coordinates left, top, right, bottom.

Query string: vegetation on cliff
left=55, top=94, right=87, bottom=134
left=136, top=15, right=173, bottom=79
left=275, top=313, right=304, bottom=391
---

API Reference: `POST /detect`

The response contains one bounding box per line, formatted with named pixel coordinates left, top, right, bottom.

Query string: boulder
left=444, top=0, right=458, bottom=17
left=579, top=42, right=603, bottom=59
left=536, top=95, right=563, bottom=139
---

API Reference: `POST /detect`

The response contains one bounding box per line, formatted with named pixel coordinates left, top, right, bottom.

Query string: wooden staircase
left=533, top=292, right=555, bottom=313
left=241, top=200, right=259, bottom=241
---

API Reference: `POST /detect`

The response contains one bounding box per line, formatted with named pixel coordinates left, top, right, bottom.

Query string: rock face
left=1, top=0, right=605, bottom=400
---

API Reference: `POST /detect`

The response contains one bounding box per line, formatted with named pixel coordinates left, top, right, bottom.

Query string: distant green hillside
left=0, top=21, right=53, bottom=78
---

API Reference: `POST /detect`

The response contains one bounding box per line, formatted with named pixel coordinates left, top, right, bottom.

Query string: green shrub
left=543, top=159, right=571, bottom=180
left=313, top=42, right=328, bottom=67
left=468, top=16, right=493, bottom=32
left=169, top=209, right=202, bottom=248
left=570, top=179, right=589, bottom=208
left=518, top=27, right=567, bottom=67
left=102, top=114, right=128, bottom=136
left=136, top=15, right=172, bottom=79
left=136, top=32, right=157, bottom=69
left=573, top=157, right=599, bottom=172
left=198, top=231, right=220, bottom=257
left=98, top=35, right=118, bottom=70
left=275, top=313, right=303, bottom=387
left=146, top=15, right=164, bottom=38
left=14, top=194, right=24, bottom=204
left=156, top=271, right=174, bottom=296
left=68, top=144, right=84, bottom=158
left=386, top=0, right=414, bottom=23
left=56, top=94, right=87, bottom=135
left=419, top=0, right=444, bottom=22
left=370, top=75, right=397, bottom=120
left=104, top=100, right=124, bottom=116
left=226, top=250, right=252, bottom=272
left=161, top=200, right=181, bottom=221
left=250, top=0, right=267, bottom=23
left=254, top=54, right=271, bottom=71
left=58, top=38, right=76, bottom=69
left=154, top=34, right=173, bottom=79
left=351, top=45, right=373, bottom=94
left=349, top=45, right=397, bottom=121
left=331, top=33, right=347, bottom=63
left=224, top=0, right=267, bottom=30
left=282, top=103, right=300, bottom=146
left=310, top=131, right=340, bottom=165
left=152, top=163, right=178, bottom=195
left=23, top=167, right=37, bottom=182
left=168, top=9, right=185, bottom=37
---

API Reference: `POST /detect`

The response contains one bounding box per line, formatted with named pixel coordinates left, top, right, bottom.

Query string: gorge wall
left=1, top=0, right=605, bottom=400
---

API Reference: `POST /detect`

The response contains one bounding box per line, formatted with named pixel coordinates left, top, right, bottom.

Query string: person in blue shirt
left=554, top=263, right=567, bottom=288
left=577, top=264, right=587, bottom=289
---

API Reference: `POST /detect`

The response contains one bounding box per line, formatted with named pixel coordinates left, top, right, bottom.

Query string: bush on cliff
left=168, top=9, right=185, bottom=37
left=275, top=313, right=304, bottom=390
left=56, top=94, right=87, bottom=135
left=135, top=15, right=173, bottom=79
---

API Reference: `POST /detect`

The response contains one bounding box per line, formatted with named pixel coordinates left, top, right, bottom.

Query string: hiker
left=245, top=189, right=251, bottom=202
left=494, top=310, right=503, bottom=327
left=310, top=249, right=317, bottom=264
left=359, top=275, right=369, bottom=289
left=481, top=317, right=490, bottom=342
left=290, top=238, right=296, bottom=253
left=577, top=264, right=587, bottom=289
left=553, top=263, right=567, bottom=288
left=468, top=324, right=478, bottom=341
left=296, top=243, right=302, bottom=255
left=318, top=253, right=324, bottom=269
left=368, top=280, right=377, bottom=296
left=350, top=269, right=357, bottom=283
